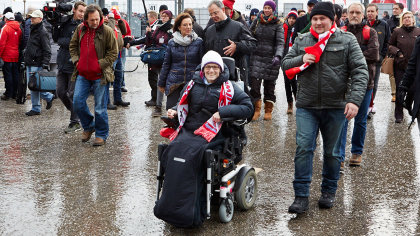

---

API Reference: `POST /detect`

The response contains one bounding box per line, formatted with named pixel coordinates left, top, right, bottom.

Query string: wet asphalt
left=1, top=57, right=420, bottom=235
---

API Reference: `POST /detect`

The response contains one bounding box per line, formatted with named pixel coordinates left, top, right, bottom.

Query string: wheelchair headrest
left=222, top=57, right=237, bottom=81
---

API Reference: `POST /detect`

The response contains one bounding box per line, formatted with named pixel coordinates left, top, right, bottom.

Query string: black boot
left=318, top=192, right=335, bottom=209
left=288, top=196, right=309, bottom=214
left=144, top=99, right=156, bottom=106
left=114, top=100, right=130, bottom=107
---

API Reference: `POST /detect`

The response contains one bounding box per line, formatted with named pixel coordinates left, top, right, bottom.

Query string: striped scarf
left=285, top=23, right=337, bottom=80
left=283, top=23, right=294, bottom=49
left=169, top=79, right=234, bottom=142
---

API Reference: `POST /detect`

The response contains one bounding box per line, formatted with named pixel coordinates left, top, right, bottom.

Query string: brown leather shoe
left=287, top=102, right=293, bottom=114
left=81, top=130, right=95, bottom=142
left=92, top=137, right=106, bottom=146
left=349, top=154, right=362, bottom=166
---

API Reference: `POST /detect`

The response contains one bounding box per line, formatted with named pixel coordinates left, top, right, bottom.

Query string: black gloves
left=397, top=85, right=408, bottom=105
left=271, top=56, right=281, bottom=66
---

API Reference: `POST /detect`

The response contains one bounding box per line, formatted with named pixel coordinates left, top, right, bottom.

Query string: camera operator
left=52, top=1, right=87, bottom=133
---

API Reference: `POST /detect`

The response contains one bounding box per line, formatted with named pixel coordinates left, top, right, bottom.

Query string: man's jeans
left=113, top=56, right=123, bottom=102
left=294, top=108, right=346, bottom=197
left=3, top=62, right=19, bottom=98
left=27, top=66, right=54, bottom=113
left=73, top=75, right=109, bottom=140
left=340, top=89, right=372, bottom=157
left=121, top=48, right=127, bottom=87
left=56, top=71, right=79, bottom=124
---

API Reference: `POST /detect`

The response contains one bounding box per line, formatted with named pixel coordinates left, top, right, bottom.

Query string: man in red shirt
left=69, top=5, right=118, bottom=146
left=0, top=12, right=22, bottom=100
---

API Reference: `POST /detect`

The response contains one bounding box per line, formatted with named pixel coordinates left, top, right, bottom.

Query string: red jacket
left=77, top=20, right=103, bottom=80
left=0, top=20, right=22, bottom=62
left=121, top=19, right=131, bottom=37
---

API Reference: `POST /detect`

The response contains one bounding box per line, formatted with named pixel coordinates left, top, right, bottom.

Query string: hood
left=6, top=20, right=21, bottom=30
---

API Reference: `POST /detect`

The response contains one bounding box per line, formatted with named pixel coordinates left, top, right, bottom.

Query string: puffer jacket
left=158, top=37, right=204, bottom=95
left=69, top=20, right=118, bottom=84
left=24, top=21, right=51, bottom=67
left=204, top=17, right=257, bottom=83
left=388, top=26, right=420, bottom=71
left=345, top=23, right=379, bottom=90
left=176, top=65, right=253, bottom=132
left=282, top=29, right=368, bottom=109
left=249, top=13, right=284, bottom=81
left=0, top=20, right=22, bottom=62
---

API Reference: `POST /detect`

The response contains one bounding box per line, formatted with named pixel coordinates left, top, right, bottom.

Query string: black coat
left=54, top=16, right=82, bottom=74
left=401, top=37, right=420, bottom=122
left=249, top=14, right=284, bottom=81
left=387, top=15, right=400, bottom=33
left=24, top=21, right=51, bottom=67
left=158, top=37, right=204, bottom=95
left=204, top=18, right=257, bottom=83
left=177, top=65, right=253, bottom=132
left=371, top=19, right=391, bottom=61
left=292, top=14, right=310, bottom=43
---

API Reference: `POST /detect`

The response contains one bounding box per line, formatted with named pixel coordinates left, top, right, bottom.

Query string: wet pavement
left=1, top=58, right=420, bottom=235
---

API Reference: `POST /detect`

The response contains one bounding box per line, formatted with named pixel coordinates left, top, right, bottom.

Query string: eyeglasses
left=204, top=65, right=220, bottom=71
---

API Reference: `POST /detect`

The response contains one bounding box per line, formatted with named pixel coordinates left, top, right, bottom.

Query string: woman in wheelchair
left=154, top=50, right=253, bottom=227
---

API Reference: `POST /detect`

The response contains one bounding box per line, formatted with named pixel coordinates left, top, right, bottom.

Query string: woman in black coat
left=154, top=51, right=253, bottom=226
left=158, top=13, right=204, bottom=111
left=249, top=0, right=284, bottom=121
left=399, top=36, right=420, bottom=134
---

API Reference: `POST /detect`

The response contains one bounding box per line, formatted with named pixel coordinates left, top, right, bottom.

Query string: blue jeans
left=121, top=48, right=126, bottom=87
left=294, top=108, right=346, bottom=197
left=113, top=56, right=123, bottom=102
left=340, top=89, right=372, bottom=157
left=73, top=75, right=109, bottom=140
left=3, top=62, right=19, bottom=98
left=26, top=66, right=54, bottom=113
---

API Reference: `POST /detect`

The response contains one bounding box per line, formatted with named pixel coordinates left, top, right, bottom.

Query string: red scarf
left=283, top=23, right=294, bottom=49
left=285, top=23, right=337, bottom=80
left=167, top=79, right=234, bottom=142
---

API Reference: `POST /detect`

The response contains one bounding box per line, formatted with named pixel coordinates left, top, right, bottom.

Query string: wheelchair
left=155, top=57, right=257, bottom=223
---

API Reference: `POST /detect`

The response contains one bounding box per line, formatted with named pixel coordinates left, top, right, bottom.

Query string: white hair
left=348, top=2, right=365, bottom=14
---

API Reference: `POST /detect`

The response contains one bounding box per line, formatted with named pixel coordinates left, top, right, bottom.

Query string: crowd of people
left=1, top=0, right=420, bottom=219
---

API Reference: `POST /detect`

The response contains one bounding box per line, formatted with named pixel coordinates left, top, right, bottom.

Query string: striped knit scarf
left=169, top=79, right=234, bottom=142
left=285, top=23, right=337, bottom=80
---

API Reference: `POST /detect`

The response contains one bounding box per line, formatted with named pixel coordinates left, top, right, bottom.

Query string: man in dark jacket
left=205, top=0, right=249, bottom=29
left=399, top=37, right=420, bottom=134
left=339, top=2, right=379, bottom=168
left=291, top=0, right=317, bottom=43
left=366, top=3, right=391, bottom=117
left=69, top=4, right=118, bottom=146
left=282, top=2, right=368, bottom=214
left=205, top=0, right=257, bottom=86
left=53, top=1, right=86, bottom=133
left=387, top=3, right=404, bottom=102
left=24, top=10, right=54, bottom=116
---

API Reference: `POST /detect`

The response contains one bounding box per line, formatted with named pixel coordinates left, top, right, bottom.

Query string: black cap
left=159, top=5, right=168, bottom=12
left=14, top=12, right=24, bottom=22
left=307, top=0, right=318, bottom=6
left=310, top=2, right=335, bottom=22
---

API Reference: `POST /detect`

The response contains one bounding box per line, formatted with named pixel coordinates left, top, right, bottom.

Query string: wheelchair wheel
left=219, top=198, right=234, bottom=223
left=235, top=169, right=257, bottom=210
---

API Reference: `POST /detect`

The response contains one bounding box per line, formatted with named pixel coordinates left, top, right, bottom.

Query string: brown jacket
left=388, top=26, right=420, bottom=71
left=69, top=21, right=118, bottom=84
left=345, top=23, right=379, bottom=90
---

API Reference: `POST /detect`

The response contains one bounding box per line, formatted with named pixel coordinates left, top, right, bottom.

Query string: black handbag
left=140, top=44, right=167, bottom=65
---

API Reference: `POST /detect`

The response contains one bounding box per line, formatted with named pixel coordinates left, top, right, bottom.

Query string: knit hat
left=201, top=51, right=224, bottom=72
left=161, top=10, right=173, bottom=19
left=288, top=10, right=298, bottom=19
left=111, top=8, right=121, bottom=20
left=4, top=12, right=14, bottom=20
left=310, top=2, right=335, bottom=22
left=3, top=7, right=12, bottom=15
left=223, top=0, right=235, bottom=10
left=159, top=5, right=168, bottom=13
left=250, top=8, right=259, bottom=17
left=102, top=8, right=109, bottom=16
left=334, top=4, right=342, bottom=19
left=264, top=1, right=276, bottom=12
left=14, top=12, right=24, bottom=22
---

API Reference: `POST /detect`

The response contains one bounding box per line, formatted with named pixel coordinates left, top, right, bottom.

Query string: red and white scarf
left=169, top=79, right=234, bottom=142
left=285, top=23, right=337, bottom=80
left=283, top=23, right=294, bottom=49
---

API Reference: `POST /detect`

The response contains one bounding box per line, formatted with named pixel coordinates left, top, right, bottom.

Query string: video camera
left=42, top=1, right=73, bottom=25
